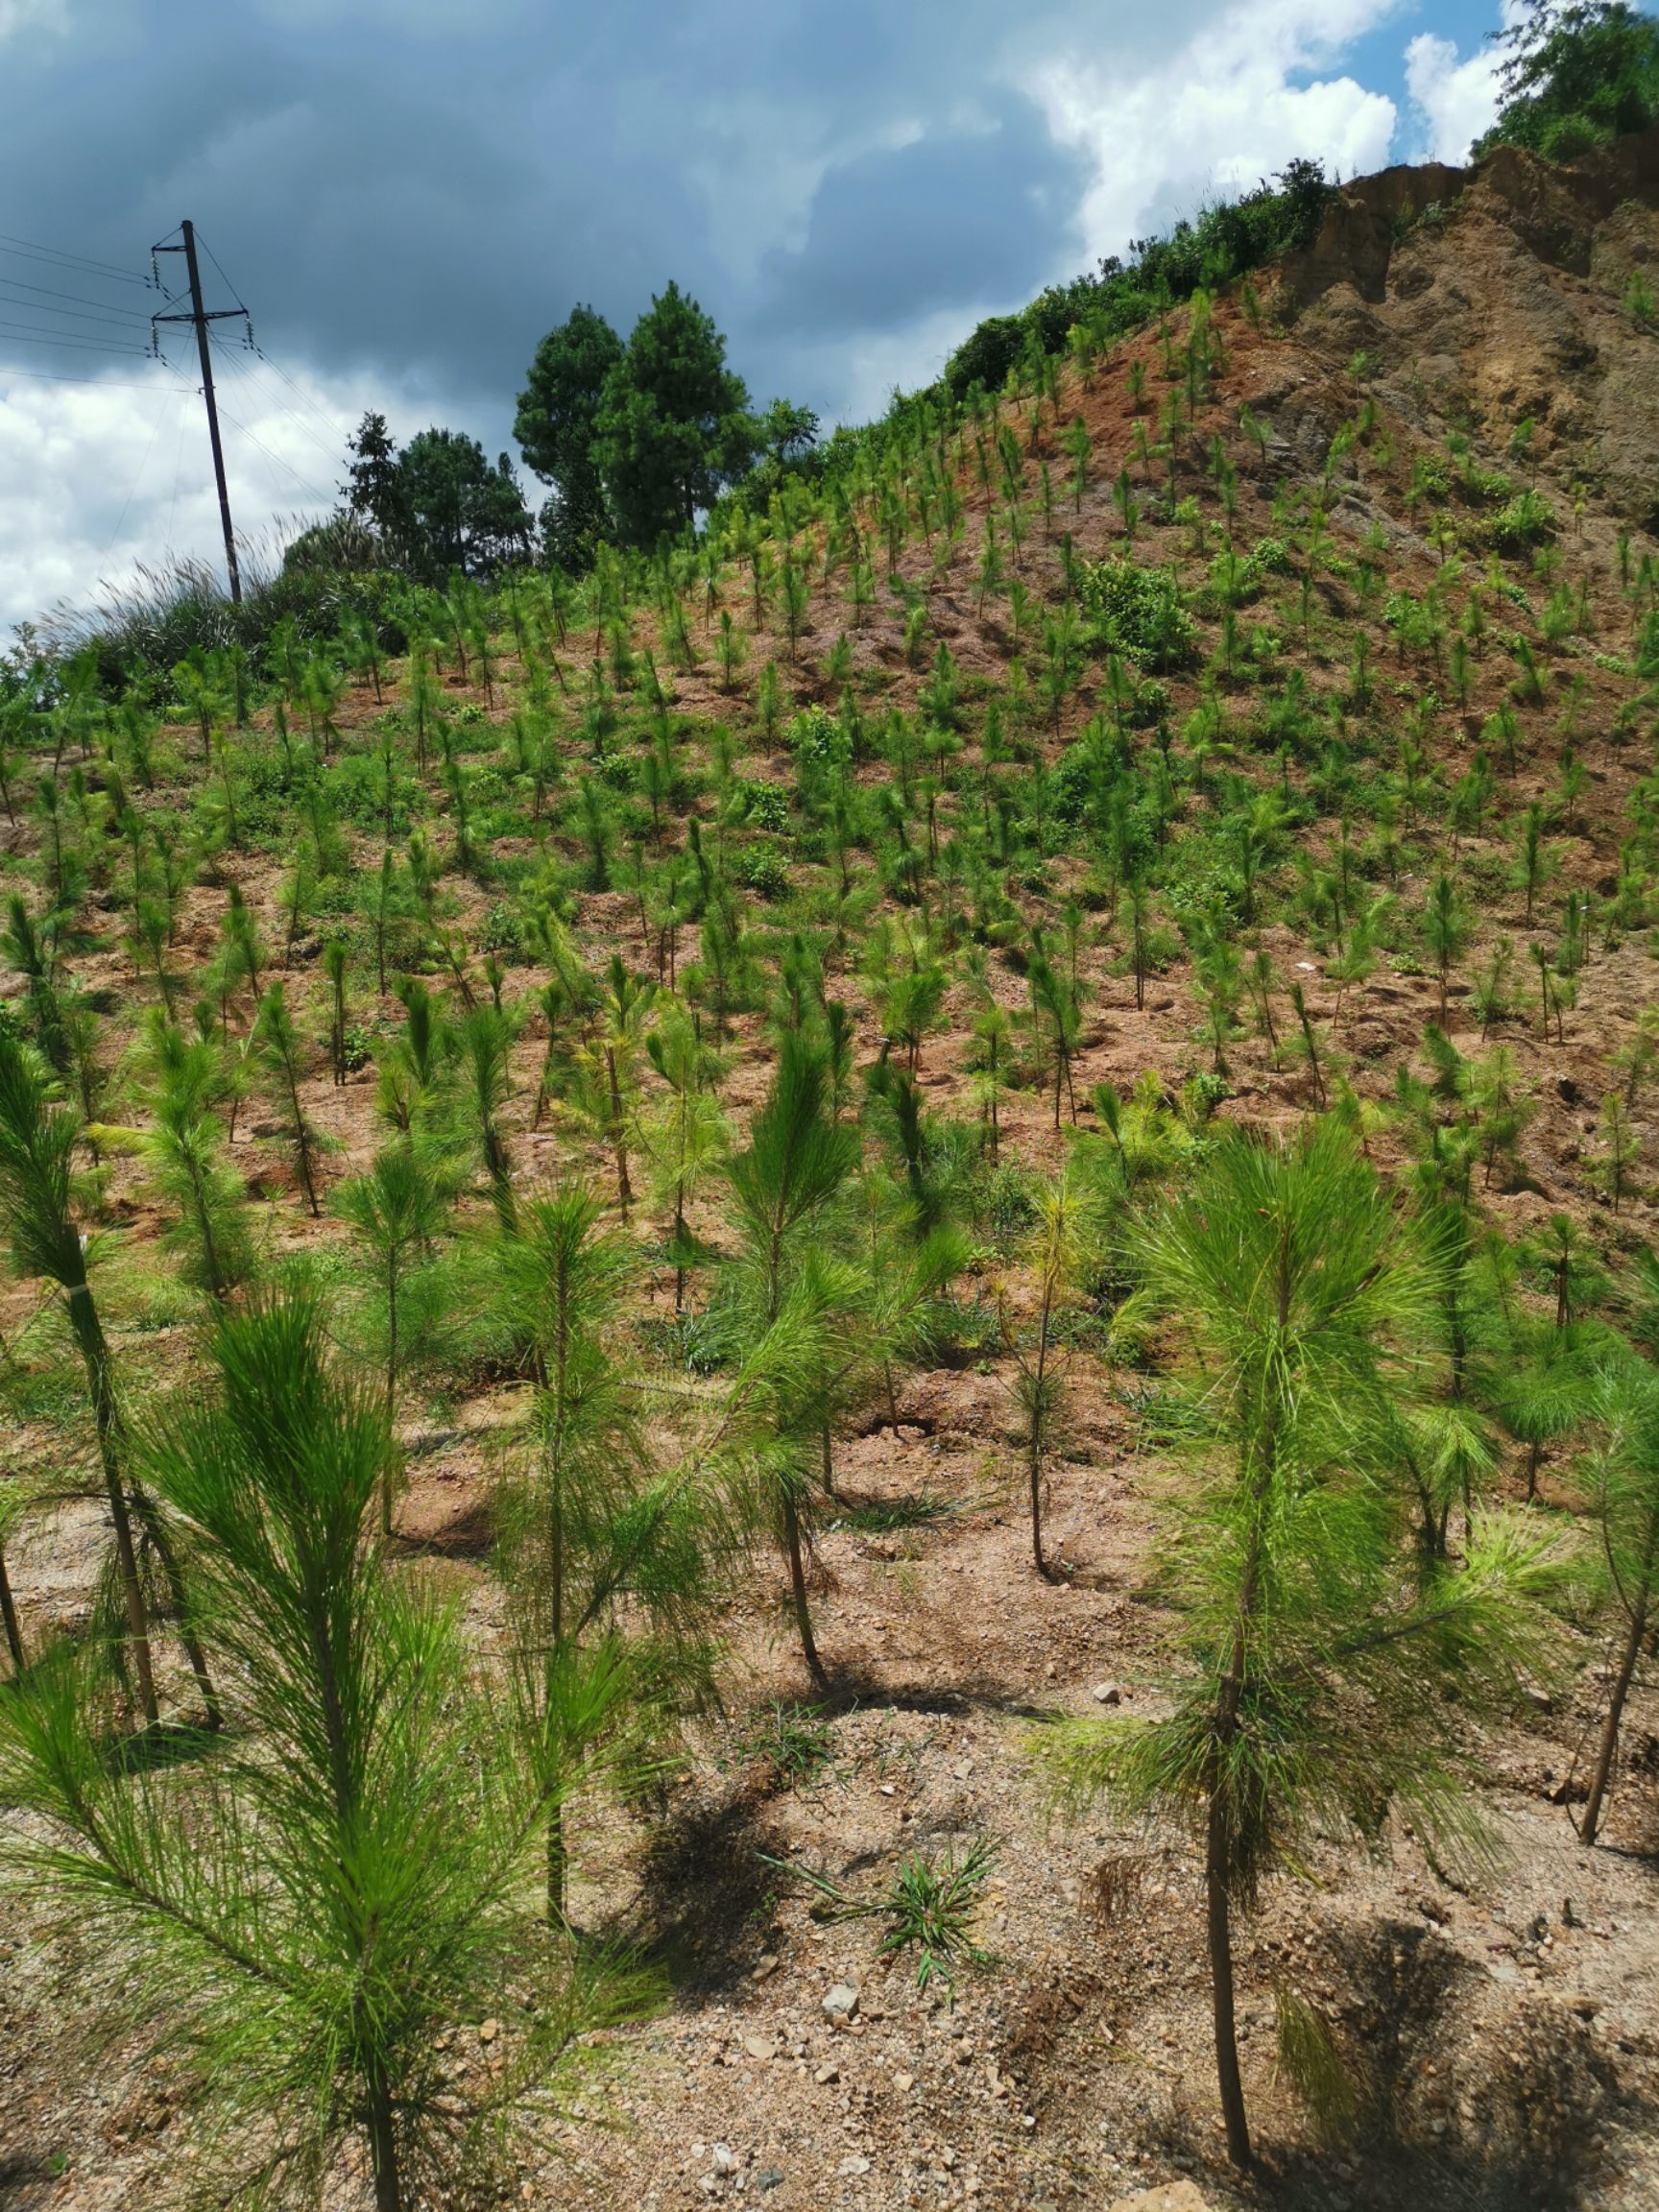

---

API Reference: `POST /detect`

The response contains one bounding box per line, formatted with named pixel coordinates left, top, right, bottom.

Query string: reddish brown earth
left=2, top=135, right=1659, bottom=2212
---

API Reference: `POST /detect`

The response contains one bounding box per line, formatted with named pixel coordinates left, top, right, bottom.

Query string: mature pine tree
left=594, top=284, right=757, bottom=545
left=342, top=410, right=410, bottom=554
left=515, top=304, right=623, bottom=573
left=397, top=429, right=533, bottom=581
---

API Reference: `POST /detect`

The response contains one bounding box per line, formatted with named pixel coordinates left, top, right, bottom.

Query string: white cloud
left=1028, top=0, right=1402, bottom=276
left=0, top=354, right=390, bottom=636
left=1403, top=28, right=1503, bottom=164
left=0, top=0, right=65, bottom=36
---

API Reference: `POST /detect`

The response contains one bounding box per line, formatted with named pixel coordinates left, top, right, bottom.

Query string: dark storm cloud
left=757, top=93, right=1092, bottom=337
left=0, top=0, right=1215, bottom=434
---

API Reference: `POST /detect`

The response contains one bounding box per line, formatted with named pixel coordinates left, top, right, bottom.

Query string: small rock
left=892, top=2070, right=915, bottom=2092
left=823, top=1982, right=860, bottom=2024
left=1106, top=2185, right=1212, bottom=2212
left=1093, top=1682, right=1122, bottom=1705
left=711, top=2145, right=740, bottom=2177
left=478, top=2018, right=499, bottom=2045
left=838, top=2154, right=871, bottom=2177
left=744, top=2034, right=777, bottom=2062
left=757, top=2172, right=785, bottom=2193
left=814, top=2062, right=840, bottom=2085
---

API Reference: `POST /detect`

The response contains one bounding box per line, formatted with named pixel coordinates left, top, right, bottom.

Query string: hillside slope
left=2, top=135, right=1659, bottom=2212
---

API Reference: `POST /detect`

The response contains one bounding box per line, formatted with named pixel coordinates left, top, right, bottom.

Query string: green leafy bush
left=738, top=787, right=791, bottom=835
left=739, top=844, right=790, bottom=900
left=1084, top=560, right=1197, bottom=670
left=1490, top=489, right=1559, bottom=551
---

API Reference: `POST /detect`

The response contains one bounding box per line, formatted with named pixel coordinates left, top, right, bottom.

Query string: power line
left=208, top=335, right=347, bottom=470
left=195, top=234, right=249, bottom=317
left=103, top=386, right=190, bottom=556
left=0, top=290, right=154, bottom=337
left=252, top=344, right=353, bottom=446
left=0, top=322, right=150, bottom=355
left=208, top=359, right=337, bottom=507
left=0, top=234, right=151, bottom=287
left=0, top=364, right=191, bottom=388
left=215, top=399, right=333, bottom=510
left=0, top=275, right=153, bottom=324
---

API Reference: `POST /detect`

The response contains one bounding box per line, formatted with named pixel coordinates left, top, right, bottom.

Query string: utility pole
left=152, top=221, right=245, bottom=603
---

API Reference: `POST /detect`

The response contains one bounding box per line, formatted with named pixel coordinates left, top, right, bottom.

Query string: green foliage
left=1036, top=1125, right=1562, bottom=2167
left=592, top=283, right=757, bottom=546
left=1478, top=2, right=1659, bottom=161
left=0, top=1294, right=640, bottom=2208
left=1083, top=560, right=1197, bottom=670
left=514, top=304, right=625, bottom=572
left=396, top=427, right=534, bottom=582
left=1490, top=487, right=1560, bottom=551
left=941, top=162, right=1333, bottom=400
left=725, top=1698, right=836, bottom=1791
left=769, top=1835, right=997, bottom=1992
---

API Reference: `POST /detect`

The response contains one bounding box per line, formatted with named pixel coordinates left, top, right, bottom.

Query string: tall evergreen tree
left=397, top=429, right=532, bottom=581
left=594, top=284, right=757, bottom=545
left=342, top=410, right=410, bottom=553
left=515, top=304, right=624, bottom=573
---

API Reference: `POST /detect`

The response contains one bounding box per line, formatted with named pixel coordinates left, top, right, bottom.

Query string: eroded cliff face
left=1286, top=129, right=1659, bottom=530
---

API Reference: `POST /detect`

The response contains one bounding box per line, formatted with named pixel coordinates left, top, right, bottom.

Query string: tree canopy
left=342, top=421, right=534, bottom=583
left=592, top=283, right=759, bottom=547
left=513, top=304, right=624, bottom=574
left=1478, top=1, right=1659, bottom=160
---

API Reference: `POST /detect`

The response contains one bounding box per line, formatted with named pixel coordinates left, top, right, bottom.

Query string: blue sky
left=0, top=0, right=1525, bottom=627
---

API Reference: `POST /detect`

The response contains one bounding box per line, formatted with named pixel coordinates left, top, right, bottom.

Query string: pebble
left=892, top=2071, right=915, bottom=2093
left=838, top=2154, right=871, bottom=2176
left=744, top=2034, right=777, bottom=2062
left=710, top=2145, right=739, bottom=2177
left=478, top=2019, right=499, bottom=2045
left=823, top=1982, right=860, bottom=2024
left=1093, top=1682, right=1123, bottom=1705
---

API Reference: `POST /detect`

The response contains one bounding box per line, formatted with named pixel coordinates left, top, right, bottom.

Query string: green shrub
left=739, top=845, right=790, bottom=900
left=1490, top=489, right=1559, bottom=551
left=1084, top=560, right=1197, bottom=670
left=738, top=781, right=790, bottom=833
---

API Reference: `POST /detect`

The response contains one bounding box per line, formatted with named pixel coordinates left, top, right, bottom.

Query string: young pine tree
left=491, top=1185, right=725, bottom=1923
left=1576, top=1346, right=1659, bottom=1845
left=642, top=1007, right=729, bottom=1312
left=0, top=1030, right=159, bottom=1719
left=718, top=1033, right=862, bottom=1686
left=333, top=1142, right=452, bottom=1533
left=254, top=981, right=325, bottom=1217
left=1011, top=1169, right=1091, bottom=1580
left=1038, top=1127, right=1557, bottom=2169
left=134, top=1014, right=252, bottom=1304
left=0, top=1294, right=638, bottom=2212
